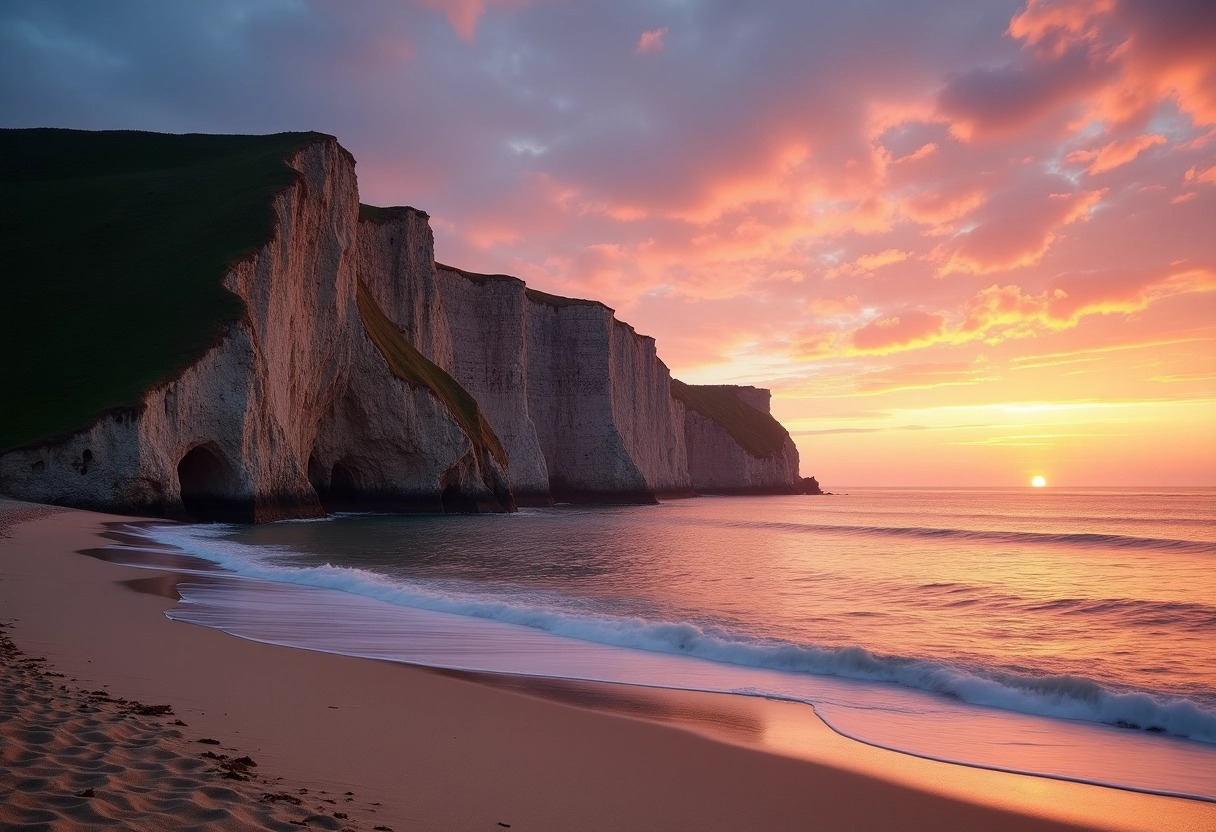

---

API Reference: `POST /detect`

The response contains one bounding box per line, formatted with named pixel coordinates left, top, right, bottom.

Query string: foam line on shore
left=142, top=521, right=1216, bottom=746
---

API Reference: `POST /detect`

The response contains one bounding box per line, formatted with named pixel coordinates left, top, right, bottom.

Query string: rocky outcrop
left=0, top=129, right=806, bottom=521
left=674, top=382, right=802, bottom=495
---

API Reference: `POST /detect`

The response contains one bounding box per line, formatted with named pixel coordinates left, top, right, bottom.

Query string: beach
left=2, top=499, right=1214, bottom=832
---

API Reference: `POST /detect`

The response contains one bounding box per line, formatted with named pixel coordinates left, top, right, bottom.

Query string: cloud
left=937, top=44, right=1109, bottom=141
left=935, top=184, right=1105, bottom=275
left=635, top=26, right=668, bottom=55
left=414, top=0, right=540, bottom=40
left=1065, top=133, right=1166, bottom=174
left=1185, top=163, right=1216, bottom=185
left=959, top=263, right=1216, bottom=336
left=851, top=310, right=947, bottom=353
left=826, top=248, right=911, bottom=279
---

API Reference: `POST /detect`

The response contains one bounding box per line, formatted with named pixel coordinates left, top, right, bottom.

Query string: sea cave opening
left=440, top=481, right=477, bottom=513
left=177, top=443, right=243, bottom=522
left=314, top=459, right=365, bottom=512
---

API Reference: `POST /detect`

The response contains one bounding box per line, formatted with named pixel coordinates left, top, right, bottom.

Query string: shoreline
left=2, top=500, right=1213, bottom=831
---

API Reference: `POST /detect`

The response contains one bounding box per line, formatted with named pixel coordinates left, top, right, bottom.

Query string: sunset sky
left=3, top=0, right=1213, bottom=486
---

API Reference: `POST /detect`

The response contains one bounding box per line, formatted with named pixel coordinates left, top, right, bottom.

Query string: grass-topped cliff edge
left=0, top=128, right=330, bottom=451
left=671, top=380, right=790, bottom=459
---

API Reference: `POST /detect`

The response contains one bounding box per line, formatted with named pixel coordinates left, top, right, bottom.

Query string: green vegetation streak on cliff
left=355, top=279, right=508, bottom=469
left=0, top=128, right=328, bottom=451
left=671, top=380, right=788, bottom=459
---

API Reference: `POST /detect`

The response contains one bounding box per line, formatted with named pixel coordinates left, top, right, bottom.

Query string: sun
left=1031, top=476, right=1047, bottom=488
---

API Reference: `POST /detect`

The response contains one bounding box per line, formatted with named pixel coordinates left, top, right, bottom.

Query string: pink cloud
left=636, top=27, right=669, bottom=55
left=1066, top=133, right=1167, bottom=174
left=936, top=187, right=1105, bottom=275
left=1185, top=163, right=1216, bottom=185
left=827, top=249, right=912, bottom=279
left=414, top=0, right=537, bottom=40
left=851, top=310, right=947, bottom=353
left=937, top=45, right=1109, bottom=141
left=959, top=264, right=1216, bottom=339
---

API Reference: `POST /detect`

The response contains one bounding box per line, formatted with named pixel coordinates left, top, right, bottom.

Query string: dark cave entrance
left=177, top=444, right=246, bottom=522
left=440, top=481, right=477, bottom=513
left=314, top=459, right=364, bottom=512
left=307, top=454, right=326, bottom=495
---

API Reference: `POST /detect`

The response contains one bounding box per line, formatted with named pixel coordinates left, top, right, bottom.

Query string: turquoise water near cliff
left=129, top=488, right=1216, bottom=801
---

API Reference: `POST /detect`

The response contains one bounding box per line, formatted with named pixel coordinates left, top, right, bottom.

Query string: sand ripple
left=0, top=622, right=391, bottom=832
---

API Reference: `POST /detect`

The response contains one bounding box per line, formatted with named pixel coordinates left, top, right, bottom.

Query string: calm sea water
left=133, top=488, right=1216, bottom=801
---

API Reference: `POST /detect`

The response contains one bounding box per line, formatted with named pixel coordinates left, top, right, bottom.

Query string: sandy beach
left=2, top=499, right=1213, bottom=832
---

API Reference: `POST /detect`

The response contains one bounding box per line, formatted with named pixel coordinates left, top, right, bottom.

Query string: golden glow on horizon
left=1031, top=476, right=1047, bottom=488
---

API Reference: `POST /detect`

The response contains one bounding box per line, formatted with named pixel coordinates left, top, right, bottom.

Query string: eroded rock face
left=1, top=133, right=806, bottom=520
left=434, top=269, right=551, bottom=505
left=683, top=386, right=802, bottom=495
left=0, top=139, right=509, bottom=521
left=0, top=139, right=360, bottom=522
left=357, top=207, right=455, bottom=370
left=308, top=331, right=504, bottom=514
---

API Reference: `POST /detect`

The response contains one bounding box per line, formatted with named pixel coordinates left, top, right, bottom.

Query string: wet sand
left=2, top=499, right=1213, bottom=831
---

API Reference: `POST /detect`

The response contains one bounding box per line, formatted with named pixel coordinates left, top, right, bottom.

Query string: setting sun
left=1031, top=476, right=1047, bottom=488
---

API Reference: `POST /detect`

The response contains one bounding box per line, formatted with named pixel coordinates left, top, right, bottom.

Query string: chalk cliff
left=0, top=129, right=805, bottom=521
left=673, top=382, right=802, bottom=494
left=0, top=135, right=509, bottom=520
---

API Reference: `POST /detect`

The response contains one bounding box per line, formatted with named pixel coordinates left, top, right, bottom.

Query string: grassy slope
left=355, top=279, right=508, bottom=469
left=0, top=128, right=327, bottom=451
left=671, top=380, right=788, bottom=459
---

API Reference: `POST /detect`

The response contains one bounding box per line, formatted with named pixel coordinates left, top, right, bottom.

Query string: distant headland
left=0, top=128, right=815, bottom=522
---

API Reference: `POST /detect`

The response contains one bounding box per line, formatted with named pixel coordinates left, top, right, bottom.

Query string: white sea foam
left=143, top=522, right=1216, bottom=745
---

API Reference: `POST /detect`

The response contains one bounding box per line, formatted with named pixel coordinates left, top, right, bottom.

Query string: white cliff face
left=605, top=319, right=691, bottom=496
left=1, top=132, right=804, bottom=520
left=307, top=305, right=508, bottom=513
left=523, top=296, right=692, bottom=501
left=0, top=139, right=360, bottom=521
left=434, top=268, right=551, bottom=504
left=0, top=139, right=510, bottom=520
left=682, top=386, right=802, bottom=494
left=356, top=207, right=455, bottom=370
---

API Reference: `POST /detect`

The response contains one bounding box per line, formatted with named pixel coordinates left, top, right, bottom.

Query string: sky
left=2, top=0, right=1214, bottom=487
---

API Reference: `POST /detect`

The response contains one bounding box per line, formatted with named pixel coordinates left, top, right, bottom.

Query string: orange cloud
left=937, top=188, right=1104, bottom=275
left=636, top=27, right=669, bottom=55
left=1185, top=163, right=1216, bottom=185
left=1007, top=0, right=1117, bottom=53
left=851, top=310, right=947, bottom=353
left=1014, top=0, right=1216, bottom=129
left=827, top=249, right=911, bottom=279
left=853, top=361, right=996, bottom=393
left=818, top=264, right=1216, bottom=359
left=1065, top=133, right=1167, bottom=174
left=900, top=183, right=990, bottom=229
left=961, top=264, right=1216, bottom=337
left=414, top=0, right=536, bottom=40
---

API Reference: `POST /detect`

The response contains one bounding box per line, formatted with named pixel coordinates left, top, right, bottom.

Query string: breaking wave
left=142, top=523, right=1216, bottom=745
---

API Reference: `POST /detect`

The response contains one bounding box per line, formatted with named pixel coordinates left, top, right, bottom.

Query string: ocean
left=123, top=488, right=1216, bottom=802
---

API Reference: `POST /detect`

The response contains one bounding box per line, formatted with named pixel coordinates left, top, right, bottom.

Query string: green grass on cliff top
left=671, top=379, right=788, bottom=460
left=0, top=128, right=327, bottom=451
left=355, top=280, right=508, bottom=470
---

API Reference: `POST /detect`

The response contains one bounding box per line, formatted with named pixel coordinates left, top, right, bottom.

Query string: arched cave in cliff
left=313, top=460, right=364, bottom=512
left=306, top=454, right=326, bottom=495
left=177, top=444, right=243, bottom=522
